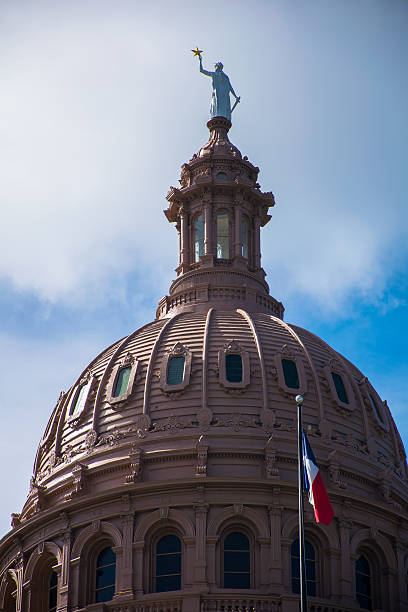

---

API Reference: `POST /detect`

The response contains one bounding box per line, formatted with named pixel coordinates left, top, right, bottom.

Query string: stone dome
left=2, top=114, right=408, bottom=612
left=24, top=309, right=406, bottom=521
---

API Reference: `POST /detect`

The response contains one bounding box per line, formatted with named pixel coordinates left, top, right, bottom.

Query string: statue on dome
left=191, top=48, right=240, bottom=121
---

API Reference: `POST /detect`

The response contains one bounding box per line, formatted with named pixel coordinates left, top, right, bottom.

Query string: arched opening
left=154, top=535, right=182, bottom=592
left=291, top=539, right=317, bottom=597
left=355, top=555, right=372, bottom=610
left=223, top=531, right=250, bottom=589
left=48, top=571, right=58, bottom=612
left=194, top=215, right=204, bottom=262
left=95, top=547, right=116, bottom=603
left=216, top=211, right=229, bottom=259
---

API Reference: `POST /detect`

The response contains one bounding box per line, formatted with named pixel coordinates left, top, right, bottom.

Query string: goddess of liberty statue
left=198, top=56, right=240, bottom=122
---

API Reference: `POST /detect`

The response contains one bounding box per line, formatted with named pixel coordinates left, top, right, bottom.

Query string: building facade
left=0, top=116, right=407, bottom=612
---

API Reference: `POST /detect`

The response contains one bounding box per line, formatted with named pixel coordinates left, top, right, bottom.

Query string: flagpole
left=296, top=394, right=308, bottom=612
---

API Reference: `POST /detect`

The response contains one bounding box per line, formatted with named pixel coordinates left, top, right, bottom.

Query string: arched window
left=194, top=215, right=204, bottom=262
left=155, top=535, right=182, bottom=592
left=48, top=571, right=58, bottom=612
left=216, top=211, right=229, bottom=259
left=282, top=359, right=300, bottom=389
left=216, top=171, right=228, bottom=180
left=355, top=555, right=372, bottom=610
left=95, top=547, right=116, bottom=603
left=167, top=356, right=185, bottom=386
left=226, top=354, right=243, bottom=383
left=71, top=383, right=89, bottom=417
left=241, top=216, right=249, bottom=258
left=223, top=531, right=250, bottom=588
left=113, top=366, right=131, bottom=398
left=369, top=393, right=384, bottom=424
left=291, top=539, right=316, bottom=597
left=331, top=372, right=349, bottom=404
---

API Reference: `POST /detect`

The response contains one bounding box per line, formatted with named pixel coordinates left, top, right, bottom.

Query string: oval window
left=226, top=354, right=243, bottom=383
left=113, top=366, right=131, bottom=398
left=282, top=359, right=300, bottom=389
left=167, top=356, right=185, bottom=386
left=331, top=372, right=349, bottom=404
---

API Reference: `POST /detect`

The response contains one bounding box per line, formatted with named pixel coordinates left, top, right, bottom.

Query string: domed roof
left=24, top=308, right=407, bottom=521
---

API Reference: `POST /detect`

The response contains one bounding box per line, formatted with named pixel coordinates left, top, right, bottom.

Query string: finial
left=296, top=395, right=304, bottom=405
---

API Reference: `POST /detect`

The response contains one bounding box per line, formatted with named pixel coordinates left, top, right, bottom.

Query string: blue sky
left=0, top=0, right=407, bottom=537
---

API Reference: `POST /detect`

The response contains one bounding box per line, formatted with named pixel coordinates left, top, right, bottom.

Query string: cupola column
left=179, top=205, right=190, bottom=272
left=254, top=213, right=261, bottom=269
left=234, top=205, right=242, bottom=257
left=203, top=200, right=212, bottom=256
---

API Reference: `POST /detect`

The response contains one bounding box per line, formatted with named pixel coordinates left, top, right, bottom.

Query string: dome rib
left=237, top=309, right=272, bottom=427
left=201, top=308, right=214, bottom=417
left=271, top=315, right=325, bottom=424
left=142, top=315, right=179, bottom=418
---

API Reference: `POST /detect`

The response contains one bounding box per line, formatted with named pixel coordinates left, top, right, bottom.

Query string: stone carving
left=27, top=479, right=46, bottom=514
left=213, top=413, right=259, bottom=432
left=151, top=415, right=195, bottom=434
left=197, top=407, right=213, bottom=430
left=10, top=514, right=21, bottom=529
left=65, top=462, right=88, bottom=501
left=260, top=408, right=275, bottom=432
left=134, top=414, right=151, bottom=438
left=126, top=444, right=143, bottom=484
left=85, top=429, right=98, bottom=450
left=196, top=441, right=208, bottom=478
left=265, top=448, right=279, bottom=479
left=159, top=506, right=169, bottom=520
left=328, top=450, right=347, bottom=489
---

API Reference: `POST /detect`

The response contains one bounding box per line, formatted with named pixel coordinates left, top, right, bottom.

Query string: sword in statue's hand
left=231, top=97, right=241, bottom=113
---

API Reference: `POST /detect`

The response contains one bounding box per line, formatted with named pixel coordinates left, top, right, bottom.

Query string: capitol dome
left=1, top=116, right=407, bottom=612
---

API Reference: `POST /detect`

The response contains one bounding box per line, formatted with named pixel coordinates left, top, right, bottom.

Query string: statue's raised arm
left=197, top=55, right=240, bottom=122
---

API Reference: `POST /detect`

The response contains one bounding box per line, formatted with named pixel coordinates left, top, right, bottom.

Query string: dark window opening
left=217, top=212, right=229, bottom=259
left=226, top=354, right=243, bottom=383
left=369, top=393, right=384, bottom=424
left=216, top=172, right=228, bottom=180
left=331, top=372, right=349, bottom=404
left=113, top=366, right=131, bottom=397
left=282, top=359, right=300, bottom=389
left=223, top=531, right=250, bottom=589
left=48, top=571, right=58, bottom=612
left=356, top=555, right=372, bottom=610
left=167, top=356, right=185, bottom=386
left=155, top=535, right=181, bottom=592
left=291, top=539, right=316, bottom=597
left=95, top=547, right=116, bottom=603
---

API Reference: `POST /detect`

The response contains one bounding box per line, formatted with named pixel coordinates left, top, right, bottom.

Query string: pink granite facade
left=0, top=118, right=407, bottom=612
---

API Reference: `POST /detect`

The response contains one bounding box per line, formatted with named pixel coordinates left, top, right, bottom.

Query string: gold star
left=191, top=46, right=203, bottom=58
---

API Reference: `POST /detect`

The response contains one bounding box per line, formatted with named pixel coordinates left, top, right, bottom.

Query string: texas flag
left=302, top=430, right=334, bottom=526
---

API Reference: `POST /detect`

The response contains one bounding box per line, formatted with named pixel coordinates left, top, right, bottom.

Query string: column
left=268, top=504, right=283, bottom=591
left=116, top=513, right=134, bottom=599
left=204, top=201, right=212, bottom=256
left=14, top=555, right=24, bottom=612
left=254, top=214, right=261, bottom=269
left=194, top=504, right=209, bottom=590
left=234, top=205, right=242, bottom=257
left=179, top=205, right=189, bottom=271
left=339, top=519, right=355, bottom=606
left=133, top=541, right=144, bottom=596
left=58, top=530, right=71, bottom=612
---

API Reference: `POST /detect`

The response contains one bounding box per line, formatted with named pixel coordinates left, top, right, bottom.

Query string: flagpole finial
left=296, top=395, right=304, bottom=404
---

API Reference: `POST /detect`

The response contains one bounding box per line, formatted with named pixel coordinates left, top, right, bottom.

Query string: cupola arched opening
left=216, top=211, right=230, bottom=259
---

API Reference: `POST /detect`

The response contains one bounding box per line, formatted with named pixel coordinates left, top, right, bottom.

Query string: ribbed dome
left=24, top=309, right=407, bottom=521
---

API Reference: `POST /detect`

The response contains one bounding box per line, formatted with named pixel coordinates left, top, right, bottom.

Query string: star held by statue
left=191, top=46, right=203, bottom=58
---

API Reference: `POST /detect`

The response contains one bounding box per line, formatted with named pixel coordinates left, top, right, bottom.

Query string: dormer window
left=226, top=354, right=243, bottom=383
left=216, top=211, right=229, bottom=258
left=194, top=214, right=204, bottom=262
left=331, top=372, right=349, bottom=404
left=219, top=340, right=250, bottom=389
left=282, top=359, right=300, bottom=389
left=160, top=343, right=192, bottom=393
left=167, top=356, right=185, bottom=386
left=368, top=393, right=383, bottom=424
left=106, top=353, right=138, bottom=406
left=67, top=372, right=95, bottom=425
left=113, top=366, right=132, bottom=398
left=71, top=383, right=89, bottom=417
left=241, top=216, right=249, bottom=258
